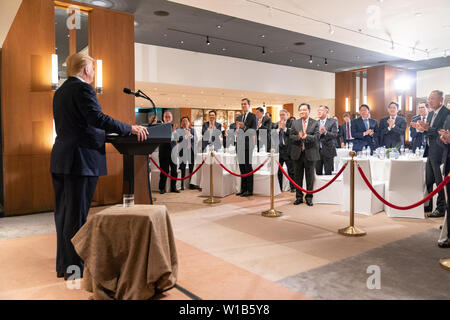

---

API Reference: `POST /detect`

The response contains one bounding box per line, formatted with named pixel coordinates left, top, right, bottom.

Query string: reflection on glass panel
left=55, top=8, right=69, bottom=86
left=76, top=12, right=89, bottom=54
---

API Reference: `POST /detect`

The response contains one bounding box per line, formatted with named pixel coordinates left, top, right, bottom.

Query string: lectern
left=106, top=123, right=172, bottom=206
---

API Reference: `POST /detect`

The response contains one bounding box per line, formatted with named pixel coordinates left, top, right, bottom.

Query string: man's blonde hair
left=66, top=53, right=94, bottom=77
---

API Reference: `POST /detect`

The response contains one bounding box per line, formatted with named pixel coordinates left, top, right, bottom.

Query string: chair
left=313, top=174, right=343, bottom=205
left=385, top=159, right=425, bottom=219
left=200, top=162, right=235, bottom=197
left=341, top=158, right=384, bottom=215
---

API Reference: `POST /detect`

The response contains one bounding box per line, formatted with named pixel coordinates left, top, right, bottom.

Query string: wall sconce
left=96, top=59, right=103, bottom=94
left=363, top=95, right=367, bottom=105
left=397, top=95, right=402, bottom=110
left=345, top=97, right=349, bottom=112
left=52, top=54, right=58, bottom=91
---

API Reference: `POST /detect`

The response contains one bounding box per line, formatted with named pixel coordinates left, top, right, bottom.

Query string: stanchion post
left=203, top=149, right=221, bottom=204
left=338, top=150, right=366, bottom=236
left=262, top=149, right=282, bottom=217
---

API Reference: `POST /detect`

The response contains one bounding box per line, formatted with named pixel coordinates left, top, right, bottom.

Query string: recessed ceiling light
left=134, top=21, right=139, bottom=27
left=217, top=25, right=222, bottom=29
left=261, top=34, right=265, bottom=38
left=222, top=48, right=226, bottom=51
left=154, top=10, right=170, bottom=17
left=91, top=0, right=111, bottom=7
left=329, top=49, right=334, bottom=53
left=180, top=41, right=184, bottom=44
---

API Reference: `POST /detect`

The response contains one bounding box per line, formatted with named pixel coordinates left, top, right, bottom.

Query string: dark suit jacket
left=425, top=106, right=450, bottom=163
left=340, top=121, right=354, bottom=145
left=273, top=119, right=293, bottom=159
left=173, top=127, right=195, bottom=156
left=202, top=121, right=222, bottom=151
left=351, top=117, right=379, bottom=152
left=50, top=77, right=131, bottom=176
left=159, top=122, right=177, bottom=161
left=289, top=118, right=320, bottom=162
left=379, top=115, right=407, bottom=148
left=257, top=116, right=272, bottom=151
left=318, top=118, right=338, bottom=158
left=410, top=114, right=426, bottom=151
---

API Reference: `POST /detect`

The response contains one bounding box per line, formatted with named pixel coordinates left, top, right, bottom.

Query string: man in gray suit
left=416, top=90, right=450, bottom=217
left=315, top=105, right=338, bottom=175
left=290, top=103, right=320, bottom=206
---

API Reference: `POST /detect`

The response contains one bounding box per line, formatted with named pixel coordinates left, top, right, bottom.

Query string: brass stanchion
left=338, top=150, right=366, bottom=236
left=262, top=149, right=282, bottom=217
left=203, top=150, right=221, bottom=204
left=440, top=258, right=450, bottom=270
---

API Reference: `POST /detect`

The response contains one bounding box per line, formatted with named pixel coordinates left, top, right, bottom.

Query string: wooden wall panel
left=1, top=0, right=135, bottom=215
left=335, top=71, right=355, bottom=124
left=366, top=65, right=386, bottom=121
left=180, top=107, right=191, bottom=122
left=282, top=103, right=293, bottom=117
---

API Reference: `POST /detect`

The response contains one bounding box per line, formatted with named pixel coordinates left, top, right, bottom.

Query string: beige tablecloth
left=71, top=205, right=178, bottom=300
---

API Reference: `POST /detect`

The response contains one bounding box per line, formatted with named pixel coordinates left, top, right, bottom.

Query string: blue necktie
left=364, top=119, right=369, bottom=130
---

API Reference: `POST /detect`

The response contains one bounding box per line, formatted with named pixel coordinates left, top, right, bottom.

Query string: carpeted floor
left=0, top=190, right=447, bottom=300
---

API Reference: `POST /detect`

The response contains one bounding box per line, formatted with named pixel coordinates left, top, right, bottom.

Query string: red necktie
left=346, top=122, right=350, bottom=140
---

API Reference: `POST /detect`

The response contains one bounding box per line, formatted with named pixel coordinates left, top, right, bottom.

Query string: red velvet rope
left=149, top=156, right=205, bottom=181
left=214, top=156, right=269, bottom=177
left=357, top=165, right=450, bottom=210
left=278, top=161, right=348, bottom=194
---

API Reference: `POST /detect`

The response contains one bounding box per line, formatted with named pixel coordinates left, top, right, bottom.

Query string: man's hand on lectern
left=131, top=125, right=148, bottom=142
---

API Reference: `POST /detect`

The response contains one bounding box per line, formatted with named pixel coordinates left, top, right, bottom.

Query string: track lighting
left=262, top=46, right=266, bottom=54
left=309, top=55, right=313, bottom=64
left=324, top=58, right=328, bottom=65
left=206, top=36, right=210, bottom=45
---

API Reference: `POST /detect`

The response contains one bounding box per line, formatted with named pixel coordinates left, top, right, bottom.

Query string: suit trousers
left=51, top=173, right=98, bottom=275
left=239, top=148, right=253, bottom=193
left=426, top=158, right=446, bottom=212
left=293, top=153, right=315, bottom=201
left=159, top=157, right=178, bottom=191
left=179, top=150, right=194, bottom=185
left=278, top=151, right=295, bottom=191
left=315, top=155, right=334, bottom=175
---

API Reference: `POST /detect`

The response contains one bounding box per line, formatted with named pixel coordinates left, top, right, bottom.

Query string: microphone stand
left=136, top=90, right=158, bottom=125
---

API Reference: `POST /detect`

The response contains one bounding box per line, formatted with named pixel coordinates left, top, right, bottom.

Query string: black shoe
left=293, top=199, right=303, bottom=205
left=171, top=189, right=180, bottom=193
left=428, top=209, right=445, bottom=218
left=424, top=206, right=433, bottom=213
left=241, top=191, right=253, bottom=197
left=159, top=189, right=165, bottom=194
left=57, top=272, right=65, bottom=278
left=236, top=191, right=245, bottom=196
left=290, top=189, right=296, bottom=193
left=438, top=239, right=450, bottom=248
left=189, top=184, right=197, bottom=190
left=305, top=199, right=313, bottom=207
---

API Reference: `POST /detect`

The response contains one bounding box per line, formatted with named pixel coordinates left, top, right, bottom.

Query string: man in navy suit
left=410, top=102, right=429, bottom=152
left=339, top=112, right=354, bottom=147
left=236, top=98, right=257, bottom=197
left=351, top=104, right=379, bottom=153
left=50, top=53, right=148, bottom=280
left=202, top=110, right=222, bottom=151
left=175, top=116, right=197, bottom=190
left=416, top=90, right=450, bottom=217
left=379, top=101, right=407, bottom=148
left=158, top=111, right=178, bottom=194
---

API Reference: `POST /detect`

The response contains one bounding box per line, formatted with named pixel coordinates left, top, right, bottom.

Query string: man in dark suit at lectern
left=50, top=53, right=148, bottom=280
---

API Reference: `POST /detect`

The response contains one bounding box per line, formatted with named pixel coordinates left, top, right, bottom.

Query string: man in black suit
left=316, top=105, right=338, bottom=175
left=289, top=103, right=320, bottom=206
left=174, top=116, right=197, bottom=190
left=255, top=107, right=272, bottom=152
left=333, top=116, right=341, bottom=148
left=230, top=111, right=241, bottom=131
left=416, top=90, right=450, bottom=217
left=50, top=53, right=148, bottom=280
left=410, top=102, right=429, bottom=152
left=379, top=101, right=407, bottom=148
left=273, top=109, right=295, bottom=192
left=202, top=110, right=222, bottom=151
left=339, top=112, right=354, bottom=147
left=158, top=111, right=178, bottom=194
left=351, top=104, right=379, bottom=153
left=236, top=98, right=257, bottom=197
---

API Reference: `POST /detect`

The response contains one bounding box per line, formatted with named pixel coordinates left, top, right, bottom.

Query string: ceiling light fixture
left=217, top=25, right=222, bottom=29
left=309, top=55, right=313, bottom=64
left=324, top=58, right=328, bottom=65
left=262, top=46, right=266, bottom=54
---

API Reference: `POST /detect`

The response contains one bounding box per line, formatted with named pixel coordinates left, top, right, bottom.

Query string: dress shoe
left=189, top=184, right=197, bottom=190
left=240, top=191, right=253, bottom=197
left=424, top=206, right=433, bottom=213
left=171, top=189, right=180, bottom=193
left=159, top=189, right=165, bottom=194
left=428, top=209, right=445, bottom=218
left=305, top=199, right=313, bottom=207
left=438, top=239, right=450, bottom=248
left=236, top=191, right=245, bottom=196
left=293, top=199, right=303, bottom=205
left=57, top=272, right=65, bottom=278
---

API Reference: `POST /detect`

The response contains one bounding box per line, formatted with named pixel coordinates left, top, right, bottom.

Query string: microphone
left=123, top=88, right=157, bottom=122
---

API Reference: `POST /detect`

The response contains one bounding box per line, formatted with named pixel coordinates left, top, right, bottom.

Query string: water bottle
left=349, top=142, right=353, bottom=151
left=367, top=146, right=371, bottom=157
left=400, top=145, right=405, bottom=156
left=345, top=143, right=348, bottom=149
left=420, top=145, right=424, bottom=157
left=415, top=147, right=420, bottom=158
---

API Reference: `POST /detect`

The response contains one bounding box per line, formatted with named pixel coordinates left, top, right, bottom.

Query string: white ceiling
left=0, top=0, right=22, bottom=48
left=169, top=0, right=450, bottom=61
left=134, top=81, right=318, bottom=110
